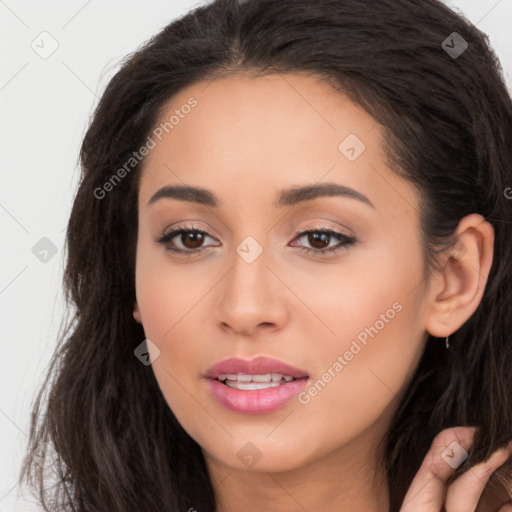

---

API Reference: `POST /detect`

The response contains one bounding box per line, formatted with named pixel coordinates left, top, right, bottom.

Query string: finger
left=445, top=445, right=511, bottom=512
left=399, top=426, right=477, bottom=512
left=497, top=502, right=512, bottom=512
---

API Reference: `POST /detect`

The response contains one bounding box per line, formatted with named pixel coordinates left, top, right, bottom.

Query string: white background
left=1, top=1, right=511, bottom=510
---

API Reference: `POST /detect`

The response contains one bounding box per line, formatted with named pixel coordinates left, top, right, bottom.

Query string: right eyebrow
left=147, top=185, right=219, bottom=207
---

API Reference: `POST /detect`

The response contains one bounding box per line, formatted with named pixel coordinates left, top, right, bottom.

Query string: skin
left=132, top=72, right=506, bottom=511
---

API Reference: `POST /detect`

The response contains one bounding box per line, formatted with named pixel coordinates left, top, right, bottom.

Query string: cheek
left=288, top=305, right=424, bottom=469
left=134, top=245, right=212, bottom=339
left=289, top=240, right=423, bottom=374
left=135, top=268, right=206, bottom=376
left=134, top=261, right=210, bottom=438
left=134, top=250, right=197, bottom=374
left=286, top=232, right=425, bottom=353
left=289, top=243, right=427, bottom=437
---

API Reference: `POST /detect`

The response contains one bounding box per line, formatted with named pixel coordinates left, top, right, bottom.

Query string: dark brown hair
left=19, top=0, right=512, bottom=510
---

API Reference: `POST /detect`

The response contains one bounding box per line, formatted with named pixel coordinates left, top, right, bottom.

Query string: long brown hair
left=19, top=0, right=512, bottom=510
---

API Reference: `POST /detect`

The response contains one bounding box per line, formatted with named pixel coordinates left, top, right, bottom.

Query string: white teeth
left=252, top=374, right=272, bottom=382
left=217, top=373, right=296, bottom=387
left=225, top=381, right=281, bottom=390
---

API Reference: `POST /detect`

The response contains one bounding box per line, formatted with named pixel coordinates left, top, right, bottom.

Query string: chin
left=201, top=435, right=320, bottom=474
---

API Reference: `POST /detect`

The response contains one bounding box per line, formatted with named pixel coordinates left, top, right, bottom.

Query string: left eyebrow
left=273, top=183, right=374, bottom=209
left=146, top=182, right=374, bottom=209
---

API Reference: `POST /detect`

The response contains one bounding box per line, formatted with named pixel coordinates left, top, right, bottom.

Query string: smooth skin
left=132, top=72, right=508, bottom=511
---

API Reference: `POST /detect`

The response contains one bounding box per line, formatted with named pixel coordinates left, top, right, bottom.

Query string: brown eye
left=180, top=231, right=205, bottom=249
left=307, top=232, right=331, bottom=250
left=155, top=227, right=219, bottom=256
left=290, top=228, right=357, bottom=256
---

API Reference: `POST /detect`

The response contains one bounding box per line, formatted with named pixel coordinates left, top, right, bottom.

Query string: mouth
left=204, top=357, right=310, bottom=414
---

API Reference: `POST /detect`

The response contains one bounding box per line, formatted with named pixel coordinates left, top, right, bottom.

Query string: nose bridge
left=227, top=233, right=272, bottom=302
left=216, top=230, right=286, bottom=332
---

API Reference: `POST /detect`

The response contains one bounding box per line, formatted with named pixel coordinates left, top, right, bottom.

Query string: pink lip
left=203, top=356, right=309, bottom=415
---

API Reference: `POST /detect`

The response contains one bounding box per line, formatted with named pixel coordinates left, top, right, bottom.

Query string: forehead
left=137, top=72, right=416, bottom=217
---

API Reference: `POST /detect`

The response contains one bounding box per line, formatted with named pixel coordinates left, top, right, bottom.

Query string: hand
left=399, top=426, right=512, bottom=512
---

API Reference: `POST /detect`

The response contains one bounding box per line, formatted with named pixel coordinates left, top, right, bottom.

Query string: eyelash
left=154, top=223, right=357, bottom=258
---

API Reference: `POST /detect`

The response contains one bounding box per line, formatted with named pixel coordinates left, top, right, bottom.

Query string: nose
left=215, top=241, right=289, bottom=337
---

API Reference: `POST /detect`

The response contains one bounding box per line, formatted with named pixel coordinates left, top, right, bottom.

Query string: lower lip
left=206, top=378, right=309, bottom=414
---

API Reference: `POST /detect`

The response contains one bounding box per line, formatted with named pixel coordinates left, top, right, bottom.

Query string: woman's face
left=133, top=72, right=431, bottom=474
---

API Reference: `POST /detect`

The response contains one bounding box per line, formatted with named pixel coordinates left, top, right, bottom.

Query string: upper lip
left=204, top=356, right=309, bottom=379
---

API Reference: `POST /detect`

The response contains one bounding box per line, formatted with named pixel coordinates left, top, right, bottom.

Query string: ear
left=425, top=214, right=494, bottom=338
left=133, top=301, right=142, bottom=324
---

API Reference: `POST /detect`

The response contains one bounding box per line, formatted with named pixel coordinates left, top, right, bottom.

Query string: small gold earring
left=445, top=335, right=450, bottom=349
